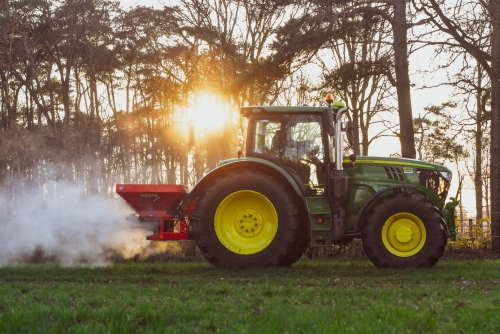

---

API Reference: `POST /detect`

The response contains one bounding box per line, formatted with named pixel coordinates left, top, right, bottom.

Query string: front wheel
left=193, top=170, right=307, bottom=268
left=362, top=192, right=447, bottom=268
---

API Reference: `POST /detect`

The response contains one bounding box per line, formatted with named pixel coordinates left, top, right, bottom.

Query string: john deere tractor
left=117, top=96, right=456, bottom=268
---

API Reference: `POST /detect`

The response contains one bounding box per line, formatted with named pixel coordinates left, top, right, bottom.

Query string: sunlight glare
left=192, top=92, right=228, bottom=132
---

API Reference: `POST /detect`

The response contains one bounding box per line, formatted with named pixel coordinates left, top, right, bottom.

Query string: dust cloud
left=0, top=179, right=153, bottom=265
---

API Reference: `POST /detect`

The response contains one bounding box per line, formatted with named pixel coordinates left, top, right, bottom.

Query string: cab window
left=251, top=114, right=325, bottom=190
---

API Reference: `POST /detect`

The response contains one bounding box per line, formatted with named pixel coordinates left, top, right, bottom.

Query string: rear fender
left=188, top=158, right=305, bottom=201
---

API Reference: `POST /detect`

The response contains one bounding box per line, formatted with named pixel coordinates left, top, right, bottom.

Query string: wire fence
left=456, top=218, right=492, bottom=239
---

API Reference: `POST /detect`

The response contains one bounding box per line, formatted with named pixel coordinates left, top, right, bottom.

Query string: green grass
left=1, top=259, right=500, bottom=333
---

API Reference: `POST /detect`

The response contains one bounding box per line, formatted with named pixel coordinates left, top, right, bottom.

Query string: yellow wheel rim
left=381, top=212, right=426, bottom=257
left=214, top=190, right=278, bottom=255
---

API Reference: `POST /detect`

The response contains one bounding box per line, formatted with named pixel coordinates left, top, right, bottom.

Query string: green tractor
left=117, top=97, right=456, bottom=268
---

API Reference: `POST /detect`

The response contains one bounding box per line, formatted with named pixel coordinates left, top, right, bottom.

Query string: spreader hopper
left=116, top=184, right=193, bottom=240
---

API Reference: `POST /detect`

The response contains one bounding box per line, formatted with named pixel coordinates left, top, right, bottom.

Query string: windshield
left=250, top=114, right=325, bottom=191
left=252, top=115, right=323, bottom=161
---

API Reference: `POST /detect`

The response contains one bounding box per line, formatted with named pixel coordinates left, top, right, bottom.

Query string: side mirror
left=346, top=120, right=354, bottom=147
left=322, top=107, right=334, bottom=136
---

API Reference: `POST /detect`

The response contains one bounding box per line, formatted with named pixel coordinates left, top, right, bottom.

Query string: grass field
left=1, top=258, right=500, bottom=333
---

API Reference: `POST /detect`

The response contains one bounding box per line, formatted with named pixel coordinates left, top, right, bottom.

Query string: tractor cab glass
left=250, top=114, right=325, bottom=193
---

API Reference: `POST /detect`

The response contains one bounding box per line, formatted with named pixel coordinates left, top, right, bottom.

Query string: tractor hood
left=351, top=156, right=451, bottom=172
left=345, top=156, right=452, bottom=204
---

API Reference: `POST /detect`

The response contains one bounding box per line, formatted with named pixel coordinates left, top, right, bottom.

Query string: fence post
left=469, top=218, right=473, bottom=238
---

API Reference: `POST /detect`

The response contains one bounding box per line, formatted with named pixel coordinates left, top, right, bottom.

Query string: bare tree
left=272, top=0, right=424, bottom=158
left=413, top=102, right=467, bottom=165
left=316, top=11, right=397, bottom=155
left=413, top=0, right=500, bottom=251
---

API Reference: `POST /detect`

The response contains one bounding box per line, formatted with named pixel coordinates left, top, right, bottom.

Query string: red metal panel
left=116, top=184, right=190, bottom=213
left=146, top=220, right=189, bottom=241
left=136, top=211, right=176, bottom=220
left=184, top=200, right=197, bottom=218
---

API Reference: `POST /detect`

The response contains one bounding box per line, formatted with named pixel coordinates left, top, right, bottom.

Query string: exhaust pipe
left=335, top=106, right=348, bottom=170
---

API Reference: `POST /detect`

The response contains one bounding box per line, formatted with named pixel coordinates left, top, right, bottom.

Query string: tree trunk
left=490, top=1, right=500, bottom=252
left=88, top=70, right=99, bottom=194
left=61, top=64, right=72, bottom=129
left=392, top=0, right=416, bottom=158
left=474, top=65, right=483, bottom=221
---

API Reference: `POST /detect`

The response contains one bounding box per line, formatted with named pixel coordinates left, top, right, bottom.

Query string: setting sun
left=192, top=92, right=229, bottom=131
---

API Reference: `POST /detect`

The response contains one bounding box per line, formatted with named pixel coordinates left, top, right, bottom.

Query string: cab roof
left=240, top=106, right=325, bottom=117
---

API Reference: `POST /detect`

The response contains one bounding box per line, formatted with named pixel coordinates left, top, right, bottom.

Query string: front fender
left=351, top=184, right=418, bottom=234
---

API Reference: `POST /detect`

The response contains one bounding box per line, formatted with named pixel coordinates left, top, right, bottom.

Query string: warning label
left=403, top=167, right=413, bottom=174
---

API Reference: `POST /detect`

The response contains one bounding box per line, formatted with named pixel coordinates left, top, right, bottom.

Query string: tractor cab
left=246, top=113, right=327, bottom=194
left=241, top=98, right=354, bottom=198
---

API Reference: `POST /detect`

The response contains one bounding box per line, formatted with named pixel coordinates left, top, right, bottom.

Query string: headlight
left=439, top=171, right=452, bottom=181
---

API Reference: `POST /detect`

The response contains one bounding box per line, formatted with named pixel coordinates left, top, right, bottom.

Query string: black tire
left=279, top=220, right=309, bottom=266
left=193, top=170, right=306, bottom=268
left=362, top=192, right=447, bottom=268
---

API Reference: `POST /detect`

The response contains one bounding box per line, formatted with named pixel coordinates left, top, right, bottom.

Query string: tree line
left=1, top=0, right=499, bottom=250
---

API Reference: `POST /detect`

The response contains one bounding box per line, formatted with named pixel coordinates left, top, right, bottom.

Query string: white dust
left=0, top=179, right=153, bottom=265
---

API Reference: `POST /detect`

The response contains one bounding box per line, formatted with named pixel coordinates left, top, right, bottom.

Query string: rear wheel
left=362, top=192, right=447, bottom=268
left=193, top=170, right=306, bottom=268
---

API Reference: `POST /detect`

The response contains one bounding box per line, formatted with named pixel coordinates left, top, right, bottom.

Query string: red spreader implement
left=116, top=184, right=194, bottom=241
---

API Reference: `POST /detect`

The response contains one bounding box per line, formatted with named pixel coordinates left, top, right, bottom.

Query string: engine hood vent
left=383, top=166, right=404, bottom=181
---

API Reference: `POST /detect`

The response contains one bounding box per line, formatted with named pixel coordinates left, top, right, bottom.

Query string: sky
left=119, top=0, right=165, bottom=9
